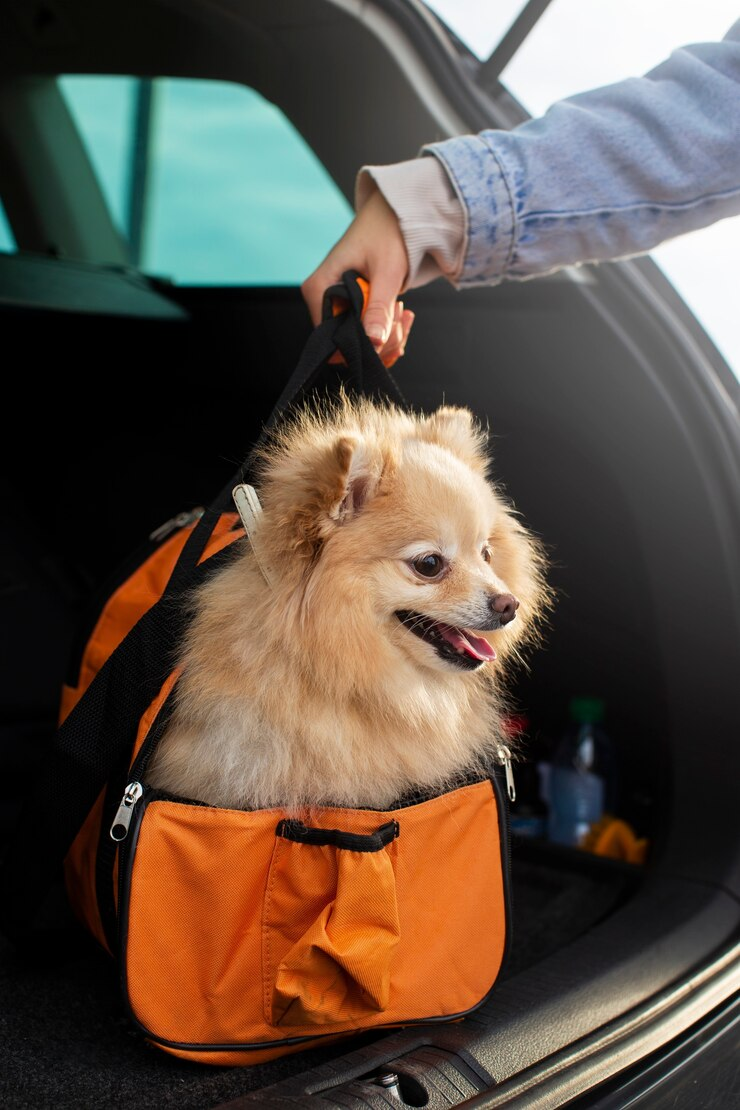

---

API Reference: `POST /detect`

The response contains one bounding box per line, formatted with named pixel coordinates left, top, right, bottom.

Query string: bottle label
left=548, top=767, right=605, bottom=847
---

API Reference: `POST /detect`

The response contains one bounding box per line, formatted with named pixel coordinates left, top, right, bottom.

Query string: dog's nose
left=491, top=593, right=519, bottom=625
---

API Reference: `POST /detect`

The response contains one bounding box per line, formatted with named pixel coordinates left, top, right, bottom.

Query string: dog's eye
left=411, top=554, right=446, bottom=579
left=482, top=545, right=493, bottom=564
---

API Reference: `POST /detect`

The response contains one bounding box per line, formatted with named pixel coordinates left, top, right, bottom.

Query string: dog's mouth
left=395, top=610, right=497, bottom=670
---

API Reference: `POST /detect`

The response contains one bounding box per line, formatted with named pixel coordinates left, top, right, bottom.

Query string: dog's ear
left=417, top=406, right=489, bottom=474
left=273, top=434, right=383, bottom=559
left=325, top=435, right=380, bottom=524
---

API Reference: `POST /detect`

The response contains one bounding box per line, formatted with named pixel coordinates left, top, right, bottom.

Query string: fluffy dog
left=148, top=395, right=550, bottom=811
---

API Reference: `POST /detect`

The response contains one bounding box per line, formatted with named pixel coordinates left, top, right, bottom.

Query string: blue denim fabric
left=424, top=20, right=740, bottom=287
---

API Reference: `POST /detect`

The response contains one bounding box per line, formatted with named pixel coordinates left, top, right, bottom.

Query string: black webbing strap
left=163, top=272, right=405, bottom=595
left=0, top=271, right=404, bottom=946
left=276, top=817, right=400, bottom=853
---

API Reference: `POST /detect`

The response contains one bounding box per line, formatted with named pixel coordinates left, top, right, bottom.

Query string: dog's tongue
left=439, top=624, right=496, bottom=662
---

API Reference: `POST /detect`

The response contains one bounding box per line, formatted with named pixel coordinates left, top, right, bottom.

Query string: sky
left=425, top=0, right=740, bottom=382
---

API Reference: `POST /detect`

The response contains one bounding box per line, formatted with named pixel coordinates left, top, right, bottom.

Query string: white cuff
left=355, top=156, right=465, bottom=289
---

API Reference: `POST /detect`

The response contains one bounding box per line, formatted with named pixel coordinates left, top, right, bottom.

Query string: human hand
left=301, top=187, right=415, bottom=366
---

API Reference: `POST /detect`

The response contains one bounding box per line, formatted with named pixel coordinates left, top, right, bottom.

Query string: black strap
left=276, top=818, right=400, bottom=853
left=163, top=271, right=405, bottom=595
left=0, top=272, right=405, bottom=946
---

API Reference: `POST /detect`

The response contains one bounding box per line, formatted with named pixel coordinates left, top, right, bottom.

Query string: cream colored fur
left=147, top=395, right=550, bottom=811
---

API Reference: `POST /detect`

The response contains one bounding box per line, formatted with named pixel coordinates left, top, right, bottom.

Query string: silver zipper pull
left=497, top=745, right=516, bottom=803
left=149, top=507, right=204, bottom=543
left=110, top=782, right=144, bottom=842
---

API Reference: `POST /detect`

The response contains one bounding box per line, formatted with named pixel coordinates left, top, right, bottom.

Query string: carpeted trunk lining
left=0, top=840, right=640, bottom=1110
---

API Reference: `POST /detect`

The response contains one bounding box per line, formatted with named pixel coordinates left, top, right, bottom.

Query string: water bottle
left=547, top=697, right=617, bottom=848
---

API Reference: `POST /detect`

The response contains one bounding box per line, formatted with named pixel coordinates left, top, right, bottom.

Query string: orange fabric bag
left=58, top=508, right=512, bottom=1065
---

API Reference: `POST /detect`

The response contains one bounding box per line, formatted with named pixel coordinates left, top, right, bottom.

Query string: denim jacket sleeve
left=423, top=19, right=740, bottom=287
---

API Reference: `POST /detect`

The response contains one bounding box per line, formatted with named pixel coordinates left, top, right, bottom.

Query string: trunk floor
left=0, top=841, right=639, bottom=1110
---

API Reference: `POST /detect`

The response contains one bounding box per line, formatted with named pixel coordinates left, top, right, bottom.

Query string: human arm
left=429, top=18, right=740, bottom=288
left=303, top=19, right=740, bottom=355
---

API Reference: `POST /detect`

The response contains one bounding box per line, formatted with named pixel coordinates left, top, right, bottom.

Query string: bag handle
left=276, top=817, right=400, bottom=852
left=0, top=272, right=405, bottom=945
left=164, top=271, right=405, bottom=594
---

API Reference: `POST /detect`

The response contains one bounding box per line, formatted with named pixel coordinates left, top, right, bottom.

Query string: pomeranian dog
left=147, top=395, right=550, bottom=811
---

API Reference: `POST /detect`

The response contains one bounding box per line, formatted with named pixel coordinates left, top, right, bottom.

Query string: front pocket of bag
left=121, top=799, right=285, bottom=1048
left=262, top=818, right=401, bottom=1027
left=120, top=780, right=508, bottom=1050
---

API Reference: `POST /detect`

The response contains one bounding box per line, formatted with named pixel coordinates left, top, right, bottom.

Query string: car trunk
left=1, top=0, right=739, bottom=1106
left=1, top=255, right=738, bottom=1108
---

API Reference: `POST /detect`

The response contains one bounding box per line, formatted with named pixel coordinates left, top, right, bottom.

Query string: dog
left=147, top=394, right=550, bottom=811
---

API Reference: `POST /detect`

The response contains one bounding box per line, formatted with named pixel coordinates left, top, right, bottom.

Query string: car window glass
left=0, top=198, right=17, bottom=253
left=424, top=0, right=530, bottom=61
left=59, top=75, right=353, bottom=285
left=58, top=76, right=135, bottom=240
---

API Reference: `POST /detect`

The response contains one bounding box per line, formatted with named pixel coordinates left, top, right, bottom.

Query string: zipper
left=113, top=782, right=162, bottom=954
left=114, top=780, right=149, bottom=963
left=109, top=779, right=209, bottom=844
left=112, top=774, right=211, bottom=948
left=102, top=691, right=178, bottom=953
left=109, top=757, right=518, bottom=846
left=111, top=779, right=149, bottom=935
left=496, top=744, right=516, bottom=803
left=492, top=748, right=515, bottom=976
left=148, top=507, right=204, bottom=543
left=110, top=782, right=144, bottom=842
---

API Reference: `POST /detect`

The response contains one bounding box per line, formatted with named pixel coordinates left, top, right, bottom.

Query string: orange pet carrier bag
left=1, top=273, right=514, bottom=1066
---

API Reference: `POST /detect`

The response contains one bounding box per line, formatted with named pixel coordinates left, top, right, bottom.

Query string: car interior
left=1, top=1, right=739, bottom=1107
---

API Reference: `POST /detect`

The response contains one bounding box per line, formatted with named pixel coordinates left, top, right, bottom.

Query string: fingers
left=301, top=188, right=413, bottom=361
left=361, top=275, right=406, bottom=353
left=379, top=304, right=415, bottom=367
left=301, top=257, right=351, bottom=328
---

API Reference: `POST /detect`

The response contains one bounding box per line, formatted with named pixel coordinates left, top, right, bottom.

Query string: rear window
left=58, top=75, right=353, bottom=285
left=0, top=198, right=16, bottom=253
